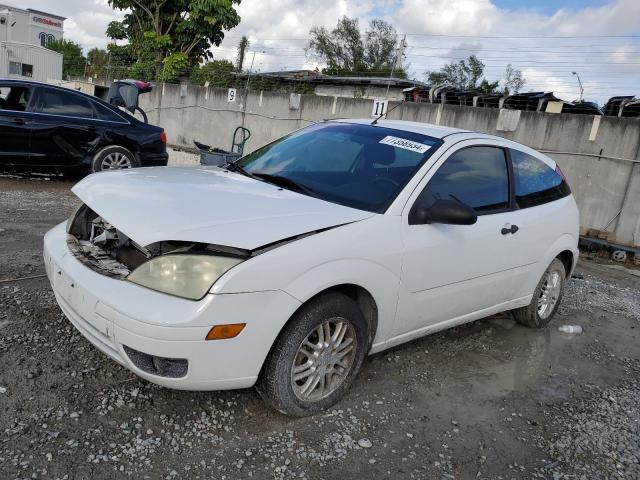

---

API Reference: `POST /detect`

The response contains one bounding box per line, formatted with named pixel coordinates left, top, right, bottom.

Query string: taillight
left=160, top=131, right=167, bottom=143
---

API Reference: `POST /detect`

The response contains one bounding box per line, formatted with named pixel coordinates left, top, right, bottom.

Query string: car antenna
left=371, top=99, right=405, bottom=125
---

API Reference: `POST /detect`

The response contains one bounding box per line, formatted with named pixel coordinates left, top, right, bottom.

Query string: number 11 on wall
left=372, top=99, right=388, bottom=118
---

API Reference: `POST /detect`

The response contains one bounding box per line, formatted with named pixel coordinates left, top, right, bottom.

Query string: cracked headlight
left=127, top=255, right=243, bottom=300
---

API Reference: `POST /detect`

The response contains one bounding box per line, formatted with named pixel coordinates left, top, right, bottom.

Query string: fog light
left=123, top=346, right=188, bottom=378
left=205, top=323, right=246, bottom=340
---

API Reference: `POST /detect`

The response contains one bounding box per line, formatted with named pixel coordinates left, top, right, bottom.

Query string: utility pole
left=385, top=34, right=406, bottom=100
left=241, top=51, right=257, bottom=129
left=572, top=71, right=584, bottom=102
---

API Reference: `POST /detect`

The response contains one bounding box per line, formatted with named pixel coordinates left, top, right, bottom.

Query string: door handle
left=12, top=118, right=27, bottom=125
left=501, top=224, right=519, bottom=235
left=83, top=125, right=98, bottom=131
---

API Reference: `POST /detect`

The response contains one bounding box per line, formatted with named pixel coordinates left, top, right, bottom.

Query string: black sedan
left=0, top=79, right=168, bottom=175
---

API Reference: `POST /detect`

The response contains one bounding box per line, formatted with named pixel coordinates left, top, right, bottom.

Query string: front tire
left=91, top=146, right=140, bottom=172
left=257, top=292, right=369, bottom=416
left=513, top=258, right=566, bottom=328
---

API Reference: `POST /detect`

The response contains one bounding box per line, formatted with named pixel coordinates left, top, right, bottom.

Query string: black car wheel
left=92, top=146, right=140, bottom=172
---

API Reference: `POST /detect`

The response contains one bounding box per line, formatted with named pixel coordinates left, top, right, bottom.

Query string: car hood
left=72, top=167, right=374, bottom=250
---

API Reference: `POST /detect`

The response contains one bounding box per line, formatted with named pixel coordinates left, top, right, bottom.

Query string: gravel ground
left=0, top=174, right=639, bottom=480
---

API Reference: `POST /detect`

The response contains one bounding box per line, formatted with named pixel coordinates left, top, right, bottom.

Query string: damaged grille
left=66, top=235, right=131, bottom=279
left=66, top=206, right=151, bottom=279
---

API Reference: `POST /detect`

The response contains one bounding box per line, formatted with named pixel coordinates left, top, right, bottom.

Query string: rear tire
left=256, top=292, right=369, bottom=417
left=91, top=146, right=140, bottom=173
left=513, top=258, right=566, bottom=328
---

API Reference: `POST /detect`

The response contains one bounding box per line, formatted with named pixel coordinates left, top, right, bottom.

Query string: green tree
left=86, top=48, right=109, bottom=78
left=307, top=17, right=406, bottom=77
left=106, top=0, right=241, bottom=82
left=190, top=59, right=235, bottom=87
left=46, top=39, right=86, bottom=78
left=104, top=43, right=136, bottom=79
left=236, top=36, right=249, bottom=72
left=426, top=55, right=486, bottom=90
left=503, top=63, right=526, bottom=94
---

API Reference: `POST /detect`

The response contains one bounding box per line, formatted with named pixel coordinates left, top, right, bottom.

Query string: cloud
left=1, top=0, right=637, bottom=103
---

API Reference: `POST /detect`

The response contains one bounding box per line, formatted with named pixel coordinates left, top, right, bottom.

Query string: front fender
left=283, top=259, right=401, bottom=344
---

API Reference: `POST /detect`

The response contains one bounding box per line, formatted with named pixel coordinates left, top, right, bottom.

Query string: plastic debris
left=558, top=325, right=583, bottom=334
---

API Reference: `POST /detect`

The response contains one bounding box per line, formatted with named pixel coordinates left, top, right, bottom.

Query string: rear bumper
left=44, top=222, right=301, bottom=390
left=139, top=151, right=169, bottom=167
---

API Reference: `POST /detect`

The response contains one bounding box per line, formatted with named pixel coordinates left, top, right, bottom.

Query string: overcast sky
left=4, top=0, right=639, bottom=103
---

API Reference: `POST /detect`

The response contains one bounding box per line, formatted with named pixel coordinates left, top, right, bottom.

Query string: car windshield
left=236, top=122, right=442, bottom=213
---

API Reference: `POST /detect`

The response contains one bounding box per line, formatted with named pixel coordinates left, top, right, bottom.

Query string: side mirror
left=409, top=199, right=478, bottom=226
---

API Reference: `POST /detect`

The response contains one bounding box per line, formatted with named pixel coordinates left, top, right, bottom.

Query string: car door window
left=510, top=149, right=571, bottom=208
left=0, top=85, right=32, bottom=112
left=37, top=88, right=95, bottom=118
left=415, top=146, right=510, bottom=214
left=92, top=100, right=125, bottom=123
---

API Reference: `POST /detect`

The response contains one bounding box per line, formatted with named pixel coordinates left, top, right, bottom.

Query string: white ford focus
left=44, top=119, right=579, bottom=416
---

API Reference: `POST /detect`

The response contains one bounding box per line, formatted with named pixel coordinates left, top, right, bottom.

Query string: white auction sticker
left=379, top=136, right=431, bottom=154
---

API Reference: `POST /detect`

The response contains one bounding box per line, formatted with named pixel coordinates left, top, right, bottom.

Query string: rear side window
left=511, top=149, right=571, bottom=208
left=38, top=88, right=95, bottom=118
left=0, top=85, right=31, bottom=112
left=417, top=146, right=510, bottom=214
left=93, top=101, right=125, bottom=122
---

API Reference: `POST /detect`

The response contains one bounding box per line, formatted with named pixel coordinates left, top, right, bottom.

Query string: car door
left=395, top=141, right=532, bottom=337
left=0, top=83, right=34, bottom=167
left=502, top=147, right=574, bottom=298
left=28, top=86, right=104, bottom=168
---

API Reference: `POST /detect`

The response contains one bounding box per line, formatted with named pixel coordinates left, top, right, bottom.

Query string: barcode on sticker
left=379, top=136, right=430, bottom=154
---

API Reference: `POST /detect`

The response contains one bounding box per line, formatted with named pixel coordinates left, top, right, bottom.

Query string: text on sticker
left=379, top=136, right=431, bottom=154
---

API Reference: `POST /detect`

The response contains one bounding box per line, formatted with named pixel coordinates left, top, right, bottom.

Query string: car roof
left=336, top=118, right=473, bottom=139
left=333, top=118, right=557, bottom=167
left=0, top=78, right=117, bottom=106
left=0, top=77, right=141, bottom=124
left=0, top=78, right=99, bottom=99
left=0, top=78, right=60, bottom=88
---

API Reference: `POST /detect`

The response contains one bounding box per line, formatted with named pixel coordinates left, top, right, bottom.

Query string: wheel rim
left=290, top=317, right=357, bottom=402
left=537, top=270, right=562, bottom=319
left=101, top=152, right=132, bottom=170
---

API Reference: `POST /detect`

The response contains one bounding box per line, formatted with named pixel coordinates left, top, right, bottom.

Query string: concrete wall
left=139, top=84, right=640, bottom=246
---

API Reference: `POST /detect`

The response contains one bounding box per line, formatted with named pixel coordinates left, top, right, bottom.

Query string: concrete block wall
left=139, top=84, right=640, bottom=246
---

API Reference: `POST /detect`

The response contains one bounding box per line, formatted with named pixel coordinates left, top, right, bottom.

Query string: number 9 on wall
left=227, top=88, right=237, bottom=103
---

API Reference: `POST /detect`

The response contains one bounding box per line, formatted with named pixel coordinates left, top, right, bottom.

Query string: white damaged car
left=44, top=120, right=579, bottom=416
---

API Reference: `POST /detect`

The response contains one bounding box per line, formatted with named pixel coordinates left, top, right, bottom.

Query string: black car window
left=511, top=149, right=571, bottom=208
left=38, top=88, right=95, bottom=118
left=93, top=100, right=125, bottom=122
left=0, top=86, right=31, bottom=112
left=416, top=146, right=509, bottom=214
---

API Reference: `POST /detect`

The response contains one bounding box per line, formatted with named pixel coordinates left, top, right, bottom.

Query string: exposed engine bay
left=67, top=206, right=151, bottom=278
left=66, top=204, right=346, bottom=280
left=66, top=204, right=250, bottom=279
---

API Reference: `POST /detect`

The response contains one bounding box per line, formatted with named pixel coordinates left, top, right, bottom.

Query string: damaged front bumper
left=44, top=222, right=301, bottom=391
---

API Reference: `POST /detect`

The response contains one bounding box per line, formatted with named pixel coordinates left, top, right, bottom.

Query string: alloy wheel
left=101, top=152, right=133, bottom=170
left=537, top=270, right=562, bottom=319
left=290, top=317, right=357, bottom=401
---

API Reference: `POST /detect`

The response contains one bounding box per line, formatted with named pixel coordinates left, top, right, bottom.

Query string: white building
left=0, top=4, right=64, bottom=81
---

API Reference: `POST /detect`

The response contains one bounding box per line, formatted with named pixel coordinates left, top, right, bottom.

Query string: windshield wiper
left=225, top=161, right=254, bottom=178
left=252, top=173, right=318, bottom=198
